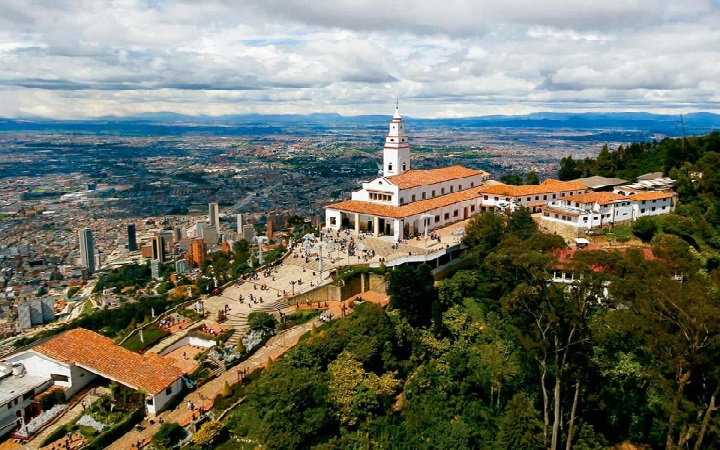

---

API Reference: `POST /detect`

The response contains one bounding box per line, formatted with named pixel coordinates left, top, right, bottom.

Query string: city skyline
left=0, top=1, right=718, bottom=119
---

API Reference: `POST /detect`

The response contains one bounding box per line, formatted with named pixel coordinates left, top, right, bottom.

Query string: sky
left=1, top=0, right=719, bottom=119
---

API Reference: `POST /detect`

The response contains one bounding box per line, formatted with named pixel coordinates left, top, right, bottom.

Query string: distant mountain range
left=1, top=111, right=718, bottom=137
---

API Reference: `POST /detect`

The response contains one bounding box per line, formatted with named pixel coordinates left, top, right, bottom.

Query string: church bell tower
left=382, top=104, right=410, bottom=177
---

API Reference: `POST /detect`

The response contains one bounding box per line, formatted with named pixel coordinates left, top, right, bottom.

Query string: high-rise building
left=236, top=214, right=243, bottom=233
left=266, top=212, right=275, bottom=237
left=175, top=259, right=189, bottom=274
left=242, top=224, right=254, bottom=242
left=190, top=239, right=207, bottom=267
left=127, top=224, right=137, bottom=251
left=151, top=259, right=161, bottom=280
left=152, top=235, right=166, bottom=262
left=172, top=226, right=182, bottom=243
left=209, top=202, right=220, bottom=233
left=79, top=228, right=95, bottom=274
left=201, top=226, right=219, bottom=246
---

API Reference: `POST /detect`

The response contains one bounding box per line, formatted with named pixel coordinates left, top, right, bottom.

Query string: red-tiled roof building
left=325, top=107, right=490, bottom=238
left=540, top=190, right=675, bottom=229
left=4, top=329, right=183, bottom=415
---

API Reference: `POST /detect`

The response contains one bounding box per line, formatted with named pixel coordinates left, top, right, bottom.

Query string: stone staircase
left=206, top=354, right=226, bottom=377
left=222, top=298, right=290, bottom=344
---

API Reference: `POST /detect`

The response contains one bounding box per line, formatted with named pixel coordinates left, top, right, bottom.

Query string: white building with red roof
left=4, top=328, right=184, bottom=416
left=540, top=190, right=675, bottom=229
left=325, top=107, right=490, bottom=238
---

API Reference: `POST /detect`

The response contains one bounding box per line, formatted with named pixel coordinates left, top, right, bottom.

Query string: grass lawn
left=285, top=308, right=322, bottom=326
left=82, top=299, right=95, bottom=315
left=120, top=324, right=170, bottom=352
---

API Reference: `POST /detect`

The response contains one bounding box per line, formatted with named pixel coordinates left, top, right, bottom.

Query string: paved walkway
left=26, top=389, right=103, bottom=450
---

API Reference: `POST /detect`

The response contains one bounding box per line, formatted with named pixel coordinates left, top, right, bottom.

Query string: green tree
left=463, top=211, right=505, bottom=260
left=500, top=173, right=524, bottom=185
left=387, top=264, right=437, bottom=328
left=327, top=351, right=399, bottom=427
left=247, top=311, right=278, bottom=331
left=494, top=393, right=544, bottom=450
left=632, top=216, right=659, bottom=242
left=524, top=171, right=540, bottom=185
left=558, top=156, right=583, bottom=181
left=506, top=207, right=538, bottom=240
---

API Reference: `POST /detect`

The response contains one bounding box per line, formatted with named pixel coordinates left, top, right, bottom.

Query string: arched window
left=388, top=163, right=393, bottom=171
left=402, top=163, right=406, bottom=171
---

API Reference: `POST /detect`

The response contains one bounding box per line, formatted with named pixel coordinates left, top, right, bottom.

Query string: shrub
left=39, top=389, right=66, bottom=411
left=152, top=422, right=184, bottom=450
left=632, top=216, right=658, bottom=242
left=192, top=420, right=225, bottom=447
left=85, top=406, right=145, bottom=450
left=247, top=312, right=278, bottom=331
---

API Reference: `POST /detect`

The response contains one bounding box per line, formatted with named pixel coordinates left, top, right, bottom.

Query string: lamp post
left=290, top=280, right=296, bottom=296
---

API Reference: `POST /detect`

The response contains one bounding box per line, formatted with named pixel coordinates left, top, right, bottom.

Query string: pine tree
left=236, top=336, right=246, bottom=353
left=494, top=393, right=543, bottom=450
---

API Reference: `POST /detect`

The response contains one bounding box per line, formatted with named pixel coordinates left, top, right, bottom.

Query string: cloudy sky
left=1, top=0, right=719, bottom=119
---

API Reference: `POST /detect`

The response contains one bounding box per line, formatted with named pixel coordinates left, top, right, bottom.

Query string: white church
left=324, top=107, right=490, bottom=239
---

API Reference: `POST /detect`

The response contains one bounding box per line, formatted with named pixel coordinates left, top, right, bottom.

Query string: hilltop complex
left=325, top=108, right=676, bottom=238
left=324, top=107, right=491, bottom=239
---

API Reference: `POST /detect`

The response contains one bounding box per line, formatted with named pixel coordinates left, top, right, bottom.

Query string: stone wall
left=538, top=219, right=582, bottom=241
left=286, top=272, right=387, bottom=306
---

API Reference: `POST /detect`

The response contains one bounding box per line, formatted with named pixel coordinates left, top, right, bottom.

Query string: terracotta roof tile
left=32, top=328, right=182, bottom=395
left=561, top=192, right=627, bottom=206
left=479, top=179, right=588, bottom=197
left=627, top=191, right=674, bottom=201
left=387, top=165, right=488, bottom=189
left=327, top=188, right=482, bottom=219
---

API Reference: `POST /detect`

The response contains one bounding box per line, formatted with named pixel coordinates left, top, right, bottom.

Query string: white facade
left=350, top=173, right=488, bottom=207
left=326, top=107, right=490, bottom=239
left=382, top=107, right=411, bottom=177
left=631, top=195, right=674, bottom=218
left=0, top=362, right=52, bottom=438
left=145, top=378, right=183, bottom=415
left=79, top=228, right=94, bottom=274
left=6, top=352, right=98, bottom=399
left=5, top=349, right=182, bottom=416
left=478, top=180, right=589, bottom=212
left=540, top=192, right=675, bottom=230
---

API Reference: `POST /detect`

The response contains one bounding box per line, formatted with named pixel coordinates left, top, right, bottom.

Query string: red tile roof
left=561, top=192, right=627, bottom=206
left=387, top=165, right=488, bottom=189
left=327, top=188, right=482, bottom=219
left=479, top=179, right=588, bottom=197
left=627, top=191, right=674, bottom=201
left=554, top=246, right=657, bottom=270
left=32, top=328, right=182, bottom=395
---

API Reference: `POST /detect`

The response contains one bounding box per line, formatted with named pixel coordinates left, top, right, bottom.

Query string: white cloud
left=0, top=0, right=718, bottom=118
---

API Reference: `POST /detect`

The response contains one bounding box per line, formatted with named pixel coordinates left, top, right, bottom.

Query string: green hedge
left=40, top=422, right=74, bottom=447
left=85, top=406, right=145, bottom=450
left=120, top=325, right=170, bottom=352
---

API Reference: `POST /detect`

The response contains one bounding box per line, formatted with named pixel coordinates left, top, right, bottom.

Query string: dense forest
left=208, top=132, right=720, bottom=449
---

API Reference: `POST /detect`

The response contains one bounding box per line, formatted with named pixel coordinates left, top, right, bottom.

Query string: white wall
left=6, top=352, right=98, bottom=399
left=325, top=209, right=342, bottom=231
left=7, top=353, right=72, bottom=389
left=633, top=197, right=674, bottom=218
left=481, top=188, right=586, bottom=210
left=147, top=377, right=183, bottom=415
